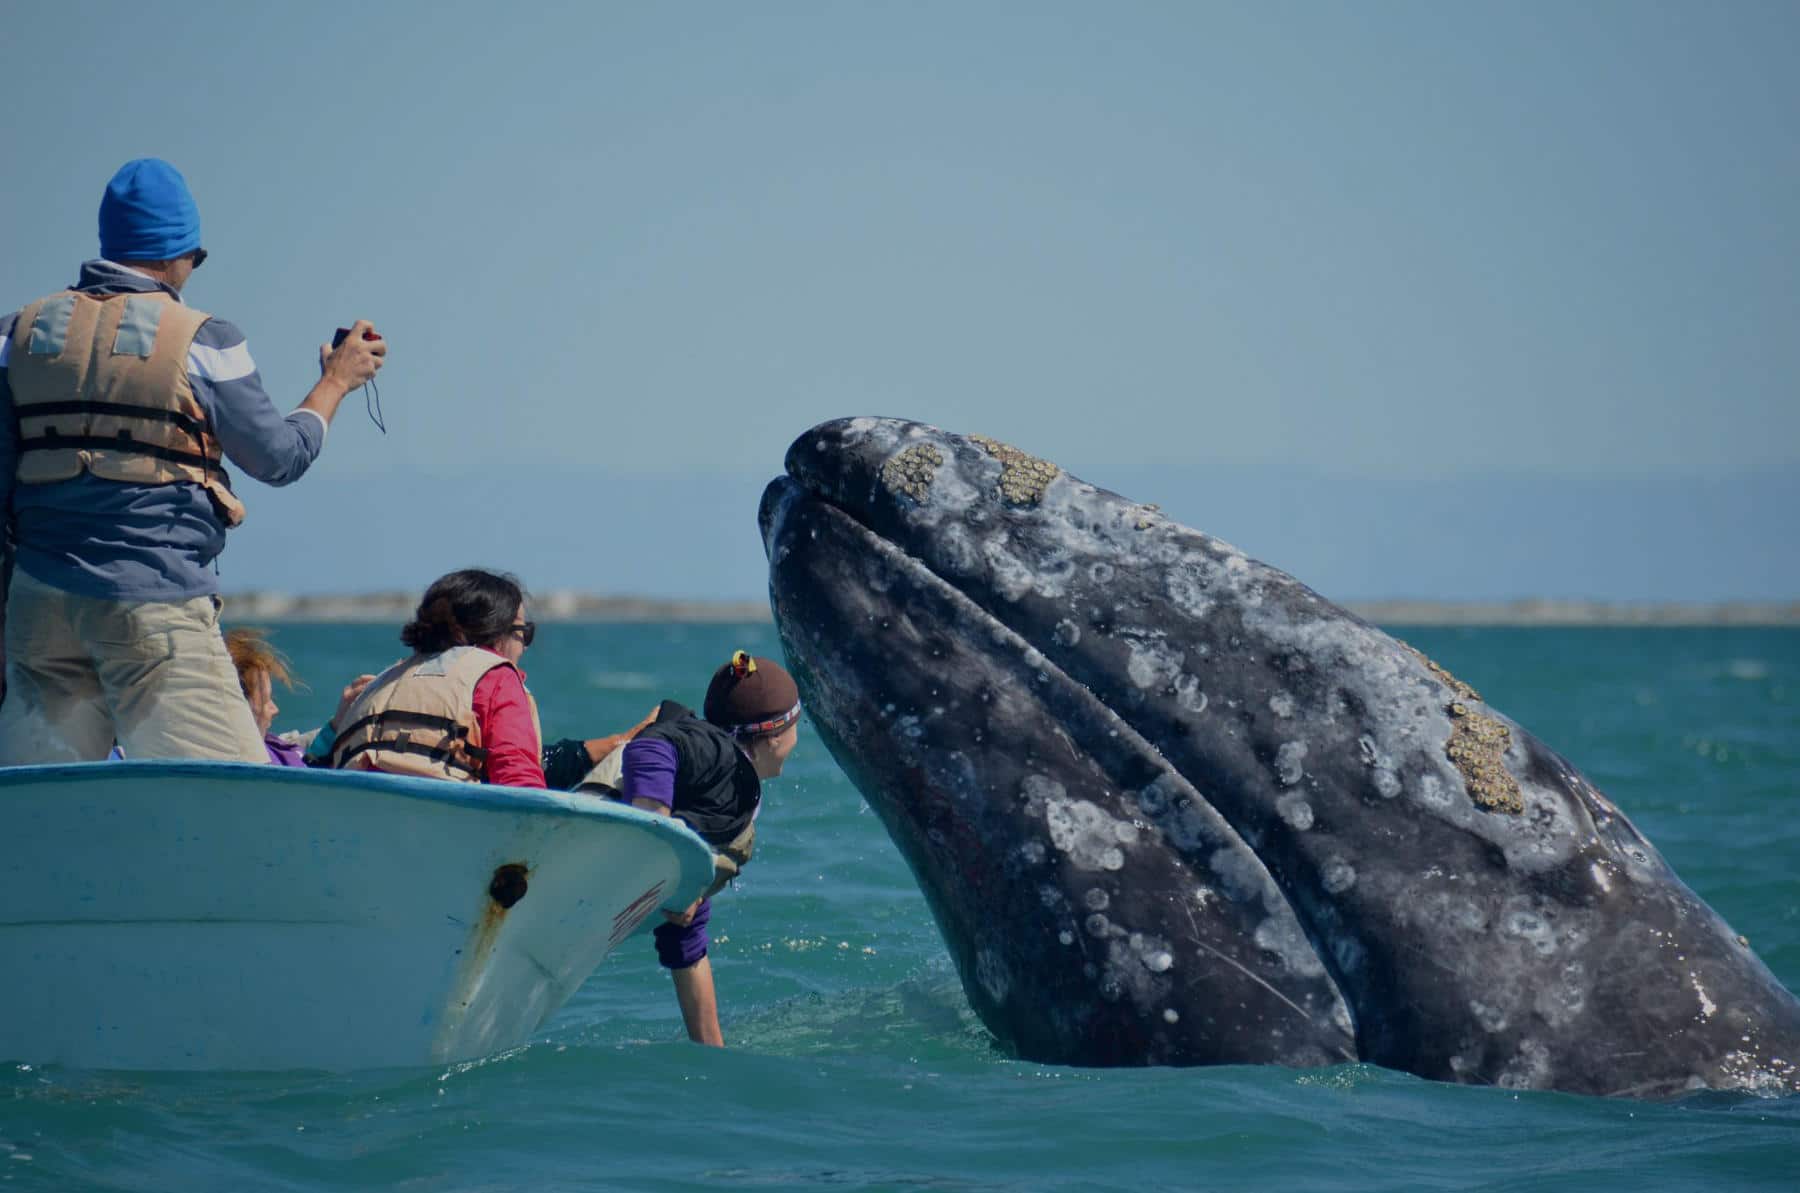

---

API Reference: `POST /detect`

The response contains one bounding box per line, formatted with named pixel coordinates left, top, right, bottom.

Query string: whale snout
left=763, top=415, right=1800, bottom=1098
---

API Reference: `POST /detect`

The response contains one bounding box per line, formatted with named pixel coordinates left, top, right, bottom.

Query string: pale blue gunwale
left=0, top=760, right=718, bottom=904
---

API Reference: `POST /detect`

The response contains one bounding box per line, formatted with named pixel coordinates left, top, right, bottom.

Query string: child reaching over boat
left=570, top=651, right=802, bottom=1047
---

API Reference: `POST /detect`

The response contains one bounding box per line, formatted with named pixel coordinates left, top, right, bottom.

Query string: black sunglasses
left=190, top=248, right=208, bottom=269
left=510, top=621, right=536, bottom=647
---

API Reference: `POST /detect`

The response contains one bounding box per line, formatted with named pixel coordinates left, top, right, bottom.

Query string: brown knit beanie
left=703, top=651, right=800, bottom=737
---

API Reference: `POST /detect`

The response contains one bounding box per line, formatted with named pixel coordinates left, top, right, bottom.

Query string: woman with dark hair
left=327, top=568, right=545, bottom=787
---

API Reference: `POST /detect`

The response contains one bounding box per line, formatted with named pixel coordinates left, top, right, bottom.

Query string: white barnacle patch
left=1533, top=961, right=1588, bottom=1028
left=1501, top=907, right=1557, bottom=956
left=1589, top=861, right=1613, bottom=893
left=1174, top=673, right=1208, bottom=714
left=1165, top=567, right=1213, bottom=620
left=1691, top=974, right=1718, bottom=1020
left=1274, top=741, right=1308, bottom=786
left=1253, top=916, right=1328, bottom=978
left=982, top=537, right=1036, bottom=602
left=1470, top=999, right=1509, bottom=1033
left=1415, top=773, right=1453, bottom=811
left=1269, top=692, right=1297, bottom=719
left=1163, top=1008, right=1180, bottom=1024
left=976, top=948, right=1011, bottom=1005
left=1058, top=930, right=1075, bottom=946
left=1497, top=1039, right=1553, bottom=1090
left=1492, top=788, right=1582, bottom=873
left=1276, top=793, right=1315, bottom=831
left=1085, top=913, right=1112, bottom=938
left=1124, top=634, right=1185, bottom=691
left=1354, top=734, right=1404, bottom=798
left=1448, top=899, right=1488, bottom=934
left=1321, top=858, right=1357, bottom=895
left=1083, top=888, right=1111, bottom=911
left=1144, top=949, right=1174, bottom=974
left=1016, top=840, right=1048, bottom=866
left=1148, top=540, right=1181, bottom=566
left=1030, top=553, right=1077, bottom=601
left=1043, top=794, right=1130, bottom=871
left=1053, top=619, right=1081, bottom=647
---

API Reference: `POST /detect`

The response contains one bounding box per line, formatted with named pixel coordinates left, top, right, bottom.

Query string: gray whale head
left=760, top=416, right=1800, bottom=1098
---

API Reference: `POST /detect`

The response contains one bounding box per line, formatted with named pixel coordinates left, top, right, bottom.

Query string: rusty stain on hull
left=430, top=860, right=532, bottom=1060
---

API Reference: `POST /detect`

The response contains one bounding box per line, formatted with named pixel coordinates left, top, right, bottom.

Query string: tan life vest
left=329, top=647, right=543, bottom=783
left=6, top=289, right=246, bottom=527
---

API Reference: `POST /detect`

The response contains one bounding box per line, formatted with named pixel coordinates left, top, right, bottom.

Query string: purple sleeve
left=620, top=737, right=679, bottom=809
left=264, top=735, right=308, bottom=768
left=652, top=898, right=711, bottom=970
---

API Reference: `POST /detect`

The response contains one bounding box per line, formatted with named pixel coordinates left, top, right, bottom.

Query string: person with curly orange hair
left=224, top=626, right=370, bottom=767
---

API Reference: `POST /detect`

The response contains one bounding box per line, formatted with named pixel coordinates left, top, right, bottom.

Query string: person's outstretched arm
left=199, top=317, right=384, bottom=486
left=671, top=957, right=724, bottom=1047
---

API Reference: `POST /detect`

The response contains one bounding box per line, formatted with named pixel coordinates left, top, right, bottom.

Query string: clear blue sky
left=3, top=2, right=1795, bottom=601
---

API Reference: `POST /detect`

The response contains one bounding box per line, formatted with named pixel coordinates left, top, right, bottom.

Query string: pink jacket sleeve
left=471, top=665, right=547, bottom=789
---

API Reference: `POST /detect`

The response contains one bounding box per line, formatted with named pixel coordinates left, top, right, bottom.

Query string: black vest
left=633, top=700, right=761, bottom=848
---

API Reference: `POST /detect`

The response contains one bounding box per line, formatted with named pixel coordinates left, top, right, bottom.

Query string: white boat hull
left=0, top=762, right=716, bottom=1071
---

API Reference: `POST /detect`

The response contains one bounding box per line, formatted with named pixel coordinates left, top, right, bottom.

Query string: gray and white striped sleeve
left=187, top=317, right=326, bottom=487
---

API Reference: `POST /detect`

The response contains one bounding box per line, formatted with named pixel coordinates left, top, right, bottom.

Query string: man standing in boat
left=0, top=158, right=386, bottom=763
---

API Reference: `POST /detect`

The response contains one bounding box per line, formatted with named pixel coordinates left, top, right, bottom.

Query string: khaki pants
left=0, top=569, right=266, bottom=764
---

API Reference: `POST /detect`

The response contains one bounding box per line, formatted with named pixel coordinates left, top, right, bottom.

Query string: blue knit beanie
left=98, top=158, right=202, bottom=262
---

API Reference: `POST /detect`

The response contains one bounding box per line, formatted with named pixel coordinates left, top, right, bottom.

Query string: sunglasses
left=190, top=248, right=208, bottom=269
left=510, top=621, right=536, bottom=647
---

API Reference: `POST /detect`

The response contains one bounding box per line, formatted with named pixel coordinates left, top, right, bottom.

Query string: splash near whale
left=759, top=417, right=1800, bottom=1099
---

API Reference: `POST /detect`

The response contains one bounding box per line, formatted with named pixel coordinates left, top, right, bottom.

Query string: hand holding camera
left=319, top=319, right=387, bottom=390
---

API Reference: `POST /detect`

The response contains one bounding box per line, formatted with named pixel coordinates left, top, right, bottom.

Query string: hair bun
left=704, top=652, right=799, bottom=736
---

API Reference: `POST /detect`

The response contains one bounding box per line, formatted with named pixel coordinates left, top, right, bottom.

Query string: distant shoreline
left=219, top=591, right=1800, bottom=627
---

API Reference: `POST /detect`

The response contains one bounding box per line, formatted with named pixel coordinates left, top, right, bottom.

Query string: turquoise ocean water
left=4, top=624, right=1797, bottom=1191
